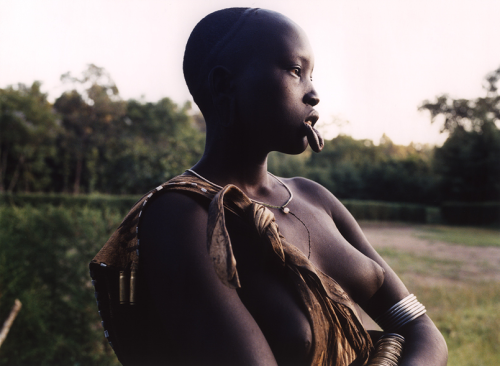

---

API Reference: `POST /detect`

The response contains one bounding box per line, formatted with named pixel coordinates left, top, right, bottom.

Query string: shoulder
left=137, top=188, right=232, bottom=303
left=137, top=188, right=215, bottom=280
left=136, top=189, right=278, bottom=364
left=281, top=175, right=370, bottom=252
left=282, top=176, right=345, bottom=218
left=142, top=188, right=209, bottom=220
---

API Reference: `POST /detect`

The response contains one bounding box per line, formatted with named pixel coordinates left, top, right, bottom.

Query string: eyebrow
left=297, top=55, right=314, bottom=69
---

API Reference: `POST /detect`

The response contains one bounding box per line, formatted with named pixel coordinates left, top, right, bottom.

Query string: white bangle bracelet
left=375, top=294, right=426, bottom=331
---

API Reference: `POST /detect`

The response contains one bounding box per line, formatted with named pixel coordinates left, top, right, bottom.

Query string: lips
left=304, top=112, right=324, bottom=153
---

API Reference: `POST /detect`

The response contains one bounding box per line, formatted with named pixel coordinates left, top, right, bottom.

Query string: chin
left=277, top=138, right=309, bottom=155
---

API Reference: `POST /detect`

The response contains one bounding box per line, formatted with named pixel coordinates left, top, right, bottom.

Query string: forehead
left=228, top=10, right=314, bottom=67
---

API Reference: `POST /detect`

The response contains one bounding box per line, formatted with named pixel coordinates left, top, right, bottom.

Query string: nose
left=303, top=88, right=320, bottom=107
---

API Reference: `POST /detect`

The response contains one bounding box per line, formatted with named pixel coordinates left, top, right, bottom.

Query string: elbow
left=435, top=326, right=448, bottom=365
left=426, top=315, right=448, bottom=365
left=400, top=315, right=448, bottom=366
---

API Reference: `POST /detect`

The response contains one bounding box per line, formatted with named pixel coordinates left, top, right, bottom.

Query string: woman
left=91, top=8, right=447, bottom=365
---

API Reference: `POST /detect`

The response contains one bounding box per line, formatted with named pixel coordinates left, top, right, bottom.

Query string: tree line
left=1, top=64, right=499, bottom=203
left=0, top=65, right=204, bottom=195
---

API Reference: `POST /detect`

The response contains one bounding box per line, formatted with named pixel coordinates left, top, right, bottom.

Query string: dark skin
left=140, top=9, right=448, bottom=366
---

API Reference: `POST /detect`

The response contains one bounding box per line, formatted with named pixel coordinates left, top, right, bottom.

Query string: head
left=183, top=8, right=323, bottom=154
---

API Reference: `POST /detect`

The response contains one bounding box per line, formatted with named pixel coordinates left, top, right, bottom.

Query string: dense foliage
left=0, top=82, right=59, bottom=192
left=1, top=64, right=500, bottom=203
left=269, top=134, right=439, bottom=204
left=419, top=65, right=500, bottom=202
left=1, top=65, right=204, bottom=195
left=0, top=204, right=124, bottom=365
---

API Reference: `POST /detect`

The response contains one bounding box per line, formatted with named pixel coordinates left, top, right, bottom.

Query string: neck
left=190, top=126, right=274, bottom=197
left=192, top=152, right=269, bottom=194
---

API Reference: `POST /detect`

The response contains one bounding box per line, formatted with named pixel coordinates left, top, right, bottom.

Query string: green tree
left=53, top=64, right=204, bottom=195
left=54, top=64, right=126, bottom=194
left=101, top=98, right=205, bottom=194
left=420, top=66, right=500, bottom=201
left=0, top=205, right=122, bottom=365
left=0, top=82, right=59, bottom=192
left=269, top=134, right=437, bottom=203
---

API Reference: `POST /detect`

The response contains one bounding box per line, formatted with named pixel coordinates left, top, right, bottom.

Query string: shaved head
left=183, top=8, right=254, bottom=110
left=183, top=8, right=302, bottom=115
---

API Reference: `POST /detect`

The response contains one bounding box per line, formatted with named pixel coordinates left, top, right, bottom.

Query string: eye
left=290, top=67, right=301, bottom=77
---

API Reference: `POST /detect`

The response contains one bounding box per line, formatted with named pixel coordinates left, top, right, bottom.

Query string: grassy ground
left=415, top=225, right=500, bottom=247
left=419, top=283, right=500, bottom=366
left=364, top=223, right=500, bottom=366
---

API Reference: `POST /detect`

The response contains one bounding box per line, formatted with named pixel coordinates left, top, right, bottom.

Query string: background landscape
left=1, top=0, right=500, bottom=365
left=0, top=60, right=498, bottom=365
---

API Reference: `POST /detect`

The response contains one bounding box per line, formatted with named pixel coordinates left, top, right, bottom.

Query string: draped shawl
left=90, top=174, right=373, bottom=365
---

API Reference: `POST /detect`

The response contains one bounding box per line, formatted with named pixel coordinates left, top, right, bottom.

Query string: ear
left=208, top=66, right=235, bottom=128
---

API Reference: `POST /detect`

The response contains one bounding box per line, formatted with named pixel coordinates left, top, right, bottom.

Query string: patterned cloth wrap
left=89, top=174, right=373, bottom=365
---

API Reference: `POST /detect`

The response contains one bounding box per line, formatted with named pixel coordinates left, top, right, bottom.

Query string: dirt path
left=359, top=222, right=500, bottom=284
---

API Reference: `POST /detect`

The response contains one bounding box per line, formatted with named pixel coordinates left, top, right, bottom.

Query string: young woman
left=91, top=8, right=447, bottom=365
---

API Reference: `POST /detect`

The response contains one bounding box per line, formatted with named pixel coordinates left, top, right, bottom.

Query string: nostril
left=304, top=91, right=320, bottom=106
left=310, top=95, right=320, bottom=107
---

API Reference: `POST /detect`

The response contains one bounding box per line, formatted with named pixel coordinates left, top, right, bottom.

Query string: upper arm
left=294, top=178, right=447, bottom=364
left=326, top=190, right=448, bottom=365
left=139, top=191, right=277, bottom=365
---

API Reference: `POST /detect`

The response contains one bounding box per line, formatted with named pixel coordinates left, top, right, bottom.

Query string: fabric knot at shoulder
left=207, top=184, right=286, bottom=289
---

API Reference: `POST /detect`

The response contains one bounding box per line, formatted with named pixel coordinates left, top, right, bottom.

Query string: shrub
left=441, top=201, right=500, bottom=226
left=0, top=192, right=140, bottom=213
left=341, top=200, right=428, bottom=223
left=0, top=205, right=122, bottom=365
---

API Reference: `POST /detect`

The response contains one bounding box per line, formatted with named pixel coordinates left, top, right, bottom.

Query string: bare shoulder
left=138, top=189, right=229, bottom=299
left=137, top=190, right=277, bottom=365
left=138, top=190, right=216, bottom=298
left=141, top=189, right=209, bottom=224
left=282, top=176, right=346, bottom=218
left=282, top=176, right=373, bottom=255
left=139, top=190, right=209, bottom=259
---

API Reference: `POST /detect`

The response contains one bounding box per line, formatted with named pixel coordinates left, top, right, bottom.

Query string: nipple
left=305, top=122, right=324, bottom=153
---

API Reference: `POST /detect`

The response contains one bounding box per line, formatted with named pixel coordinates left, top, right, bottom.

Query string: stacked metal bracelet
left=367, top=333, right=405, bottom=366
left=375, top=294, right=426, bottom=331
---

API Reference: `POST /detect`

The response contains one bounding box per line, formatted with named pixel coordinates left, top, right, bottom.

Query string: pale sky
left=1, top=0, right=500, bottom=146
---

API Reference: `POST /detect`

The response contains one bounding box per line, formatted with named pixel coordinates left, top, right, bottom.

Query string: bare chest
left=224, top=203, right=383, bottom=363
left=269, top=202, right=385, bottom=305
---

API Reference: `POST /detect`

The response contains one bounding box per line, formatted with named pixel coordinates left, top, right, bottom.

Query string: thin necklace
left=185, top=168, right=311, bottom=258
left=186, top=169, right=293, bottom=213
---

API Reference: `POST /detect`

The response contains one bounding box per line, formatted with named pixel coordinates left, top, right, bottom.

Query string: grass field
left=361, top=222, right=500, bottom=366
left=415, top=225, right=500, bottom=247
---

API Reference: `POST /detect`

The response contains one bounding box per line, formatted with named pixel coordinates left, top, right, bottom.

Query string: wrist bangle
left=367, top=333, right=405, bottom=366
left=375, top=294, right=426, bottom=331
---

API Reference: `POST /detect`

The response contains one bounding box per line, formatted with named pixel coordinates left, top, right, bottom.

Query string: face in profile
left=229, top=10, right=322, bottom=154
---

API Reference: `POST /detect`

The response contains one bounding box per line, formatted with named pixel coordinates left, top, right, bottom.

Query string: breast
left=225, top=214, right=314, bottom=364
left=313, top=228, right=386, bottom=305
left=271, top=207, right=386, bottom=306
left=236, top=266, right=313, bottom=365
